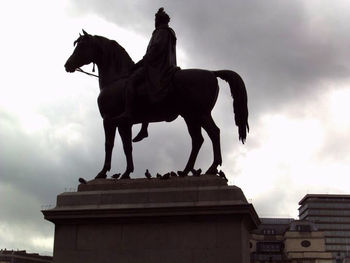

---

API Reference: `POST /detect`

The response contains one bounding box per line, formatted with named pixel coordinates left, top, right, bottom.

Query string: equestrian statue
left=64, top=8, right=249, bottom=180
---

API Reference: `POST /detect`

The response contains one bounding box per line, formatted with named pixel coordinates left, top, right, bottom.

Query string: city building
left=284, top=219, right=332, bottom=262
left=250, top=218, right=332, bottom=263
left=299, top=194, right=350, bottom=263
left=250, top=218, right=293, bottom=262
left=0, top=249, right=52, bottom=263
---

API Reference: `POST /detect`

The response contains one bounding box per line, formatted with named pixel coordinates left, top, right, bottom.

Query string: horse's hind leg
left=96, top=119, right=117, bottom=179
left=179, top=118, right=204, bottom=176
left=118, top=124, right=134, bottom=179
left=202, top=115, right=222, bottom=175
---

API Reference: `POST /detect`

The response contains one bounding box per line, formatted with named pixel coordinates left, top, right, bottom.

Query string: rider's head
left=155, top=7, right=170, bottom=28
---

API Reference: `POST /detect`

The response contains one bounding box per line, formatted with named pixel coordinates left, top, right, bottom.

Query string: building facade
left=250, top=218, right=332, bottom=263
left=250, top=218, right=293, bottom=262
left=299, top=194, right=350, bottom=263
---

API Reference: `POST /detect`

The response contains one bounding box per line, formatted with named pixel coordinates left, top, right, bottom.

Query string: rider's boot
left=133, top=122, right=149, bottom=142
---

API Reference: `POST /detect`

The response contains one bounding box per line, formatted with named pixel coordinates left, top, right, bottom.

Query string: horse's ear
left=82, top=29, right=88, bottom=35
left=74, top=33, right=82, bottom=46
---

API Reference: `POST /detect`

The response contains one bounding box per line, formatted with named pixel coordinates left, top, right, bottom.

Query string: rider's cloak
left=143, top=24, right=178, bottom=103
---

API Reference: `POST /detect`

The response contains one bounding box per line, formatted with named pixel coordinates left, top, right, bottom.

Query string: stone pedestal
left=43, top=174, right=260, bottom=263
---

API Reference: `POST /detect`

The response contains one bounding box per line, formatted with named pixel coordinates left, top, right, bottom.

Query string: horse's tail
left=214, top=70, right=249, bottom=144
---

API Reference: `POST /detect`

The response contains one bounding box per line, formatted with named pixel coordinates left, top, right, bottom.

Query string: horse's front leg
left=118, top=124, right=134, bottom=179
left=95, top=119, right=117, bottom=179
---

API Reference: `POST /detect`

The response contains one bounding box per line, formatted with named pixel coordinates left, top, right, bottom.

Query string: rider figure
left=117, top=7, right=179, bottom=142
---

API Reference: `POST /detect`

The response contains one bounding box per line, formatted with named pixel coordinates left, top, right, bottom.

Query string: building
left=250, top=218, right=332, bottom=263
left=251, top=218, right=293, bottom=262
left=285, top=219, right=332, bottom=262
left=0, top=250, right=52, bottom=263
left=299, top=194, right=350, bottom=263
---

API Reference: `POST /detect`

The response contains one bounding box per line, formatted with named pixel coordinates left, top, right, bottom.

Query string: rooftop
left=299, top=194, right=350, bottom=205
left=251, top=218, right=294, bottom=235
left=0, top=249, right=52, bottom=262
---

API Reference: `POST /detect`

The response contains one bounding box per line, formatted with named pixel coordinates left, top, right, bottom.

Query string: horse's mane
left=93, top=35, right=135, bottom=69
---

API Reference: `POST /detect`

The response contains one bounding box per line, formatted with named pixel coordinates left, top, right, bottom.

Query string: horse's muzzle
left=64, top=57, right=77, bottom=73
left=64, top=62, right=74, bottom=72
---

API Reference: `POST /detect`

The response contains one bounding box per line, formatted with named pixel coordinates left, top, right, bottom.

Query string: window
left=296, top=225, right=311, bottom=232
left=262, top=229, right=276, bottom=235
left=326, top=237, right=350, bottom=243
left=308, top=216, right=350, bottom=223
left=256, top=242, right=282, bottom=252
left=326, top=244, right=350, bottom=251
left=316, top=223, right=350, bottom=230
left=301, top=240, right=311, bottom=247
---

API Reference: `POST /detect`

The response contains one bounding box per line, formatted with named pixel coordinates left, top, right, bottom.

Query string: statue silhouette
left=64, top=10, right=248, bottom=180
left=118, top=8, right=179, bottom=144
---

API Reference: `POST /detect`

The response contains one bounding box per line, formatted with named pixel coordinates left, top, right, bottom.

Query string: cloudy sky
left=1, top=0, right=350, bottom=256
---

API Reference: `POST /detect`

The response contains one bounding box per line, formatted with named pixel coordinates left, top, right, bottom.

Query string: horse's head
left=65, top=30, right=96, bottom=73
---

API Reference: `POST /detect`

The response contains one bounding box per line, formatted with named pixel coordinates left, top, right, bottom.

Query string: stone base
left=43, top=174, right=259, bottom=263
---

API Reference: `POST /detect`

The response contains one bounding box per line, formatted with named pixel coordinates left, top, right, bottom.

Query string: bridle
left=74, top=34, right=99, bottom=78
left=76, top=66, right=98, bottom=78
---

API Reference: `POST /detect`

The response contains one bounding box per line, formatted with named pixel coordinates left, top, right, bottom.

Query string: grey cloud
left=316, top=130, right=350, bottom=164
left=68, top=0, right=350, bottom=114
left=65, top=0, right=350, bottom=185
left=2, top=0, right=350, bottom=254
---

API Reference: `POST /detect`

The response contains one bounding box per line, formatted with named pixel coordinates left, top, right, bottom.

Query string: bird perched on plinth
left=170, top=171, right=177, bottom=177
left=162, top=172, right=170, bottom=180
left=145, top=169, right=152, bottom=179
left=156, top=173, right=162, bottom=179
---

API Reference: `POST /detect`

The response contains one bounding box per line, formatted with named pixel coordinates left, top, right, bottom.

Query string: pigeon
left=162, top=172, right=170, bottom=180
left=145, top=169, right=152, bottom=179
left=156, top=173, right=162, bottom=179
left=112, top=173, right=121, bottom=179
left=170, top=171, right=177, bottom=177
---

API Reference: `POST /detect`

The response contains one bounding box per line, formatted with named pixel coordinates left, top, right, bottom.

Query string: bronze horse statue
left=64, top=30, right=248, bottom=179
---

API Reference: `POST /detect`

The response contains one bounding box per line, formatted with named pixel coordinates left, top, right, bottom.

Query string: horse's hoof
left=177, top=171, right=188, bottom=177
left=205, top=167, right=218, bottom=175
left=191, top=168, right=202, bottom=177
left=95, top=172, right=107, bottom=179
left=112, top=173, right=121, bottom=179
left=79, top=177, right=87, bottom=184
left=120, top=173, right=131, bottom=180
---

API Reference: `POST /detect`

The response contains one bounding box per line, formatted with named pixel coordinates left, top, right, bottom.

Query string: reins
left=76, top=66, right=131, bottom=81
left=76, top=67, right=99, bottom=78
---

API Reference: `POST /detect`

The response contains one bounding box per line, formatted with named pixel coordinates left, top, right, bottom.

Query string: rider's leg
left=117, top=69, right=144, bottom=121
left=123, top=80, right=135, bottom=119
left=133, top=122, right=149, bottom=142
